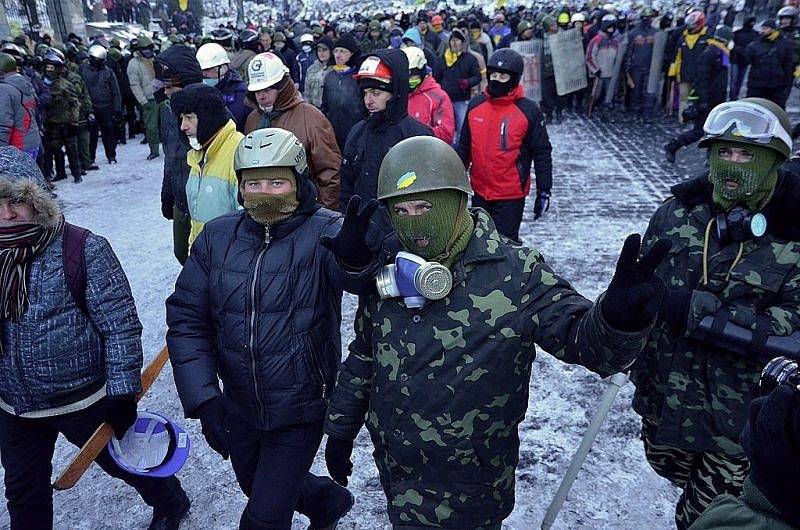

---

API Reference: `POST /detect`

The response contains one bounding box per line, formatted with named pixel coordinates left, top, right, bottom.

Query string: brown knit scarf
left=0, top=216, right=64, bottom=322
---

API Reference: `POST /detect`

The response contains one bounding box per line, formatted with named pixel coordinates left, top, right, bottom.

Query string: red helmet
left=354, top=56, right=393, bottom=83
left=685, top=10, right=706, bottom=31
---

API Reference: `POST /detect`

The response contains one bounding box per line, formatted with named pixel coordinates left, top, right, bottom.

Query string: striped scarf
left=0, top=217, right=64, bottom=322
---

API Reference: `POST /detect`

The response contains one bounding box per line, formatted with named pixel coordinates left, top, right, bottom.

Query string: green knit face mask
left=388, top=190, right=465, bottom=261
left=240, top=167, right=299, bottom=226
left=708, top=141, right=780, bottom=211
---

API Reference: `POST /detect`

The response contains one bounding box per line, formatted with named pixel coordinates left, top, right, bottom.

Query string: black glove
left=88, top=113, right=96, bottom=126
left=196, top=396, right=230, bottom=460
left=602, top=234, right=671, bottom=332
left=533, top=190, right=550, bottom=220
left=105, top=395, right=138, bottom=439
left=320, top=196, right=379, bottom=269
left=660, top=288, right=692, bottom=334
left=161, top=200, right=174, bottom=220
left=740, top=385, right=800, bottom=528
left=325, top=436, right=354, bottom=486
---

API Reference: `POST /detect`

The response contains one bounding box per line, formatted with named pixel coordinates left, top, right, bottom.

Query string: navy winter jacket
left=216, top=69, right=250, bottom=133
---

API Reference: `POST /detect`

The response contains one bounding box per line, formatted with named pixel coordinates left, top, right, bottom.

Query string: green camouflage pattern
left=689, top=477, right=795, bottom=530
left=44, top=76, right=82, bottom=125
left=325, top=209, right=651, bottom=528
left=66, top=68, right=93, bottom=123
left=631, top=180, right=800, bottom=455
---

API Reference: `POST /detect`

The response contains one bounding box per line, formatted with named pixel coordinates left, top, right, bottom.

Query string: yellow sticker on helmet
left=396, top=172, right=417, bottom=189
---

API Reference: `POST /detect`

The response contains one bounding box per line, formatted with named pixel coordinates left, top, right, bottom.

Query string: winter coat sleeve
left=431, top=89, right=456, bottom=144
left=83, top=234, right=144, bottom=397
left=455, top=96, right=479, bottom=164
left=324, top=300, right=374, bottom=441
left=524, top=101, right=553, bottom=193
left=586, top=35, right=600, bottom=75
left=339, top=123, right=363, bottom=212
left=693, top=50, right=714, bottom=104
left=518, top=246, right=651, bottom=377
left=109, top=70, right=122, bottom=115
left=0, top=85, right=20, bottom=147
left=465, top=54, right=482, bottom=88
left=127, top=60, right=148, bottom=106
left=306, top=110, right=342, bottom=210
left=160, top=107, right=175, bottom=213
left=165, top=228, right=221, bottom=418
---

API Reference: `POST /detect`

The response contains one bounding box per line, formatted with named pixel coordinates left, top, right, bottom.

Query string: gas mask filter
left=375, top=251, right=453, bottom=308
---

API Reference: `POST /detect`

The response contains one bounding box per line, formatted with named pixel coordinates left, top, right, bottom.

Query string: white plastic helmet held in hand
left=107, top=411, right=190, bottom=478
left=235, top=127, right=308, bottom=176
left=247, top=52, right=289, bottom=92
left=402, top=46, right=427, bottom=70
left=196, top=42, right=230, bottom=69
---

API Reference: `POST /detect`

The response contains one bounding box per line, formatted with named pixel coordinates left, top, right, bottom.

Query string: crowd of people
left=1, top=1, right=800, bottom=530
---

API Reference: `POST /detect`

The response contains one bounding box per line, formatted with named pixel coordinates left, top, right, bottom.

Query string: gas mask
left=376, top=251, right=453, bottom=308
left=716, top=206, right=767, bottom=243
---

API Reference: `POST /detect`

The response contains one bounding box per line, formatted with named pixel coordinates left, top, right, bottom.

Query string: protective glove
left=161, top=200, right=174, bottom=220
left=659, top=288, right=692, bottom=334
left=320, top=196, right=379, bottom=269
left=601, top=234, right=671, bottom=332
left=457, top=78, right=470, bottom=91
left=88, top=113, right=96, bottom=125
left=196, top=396, right=230, bottom=460
left=105, top=395, right=138, bottom=439
left=533, top=190, right=550, bottom=220
left=325, top=436, right=354, bottom=486
left=740, top=385, right=800, bottom=528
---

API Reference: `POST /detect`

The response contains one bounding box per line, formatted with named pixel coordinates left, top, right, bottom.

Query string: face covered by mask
left=708, top=140, right=781, bottom=211
left=203, top=77, right=219, bottom=87
left=188, top=136, right=202, bottom=150
left=240, top=166, right=300, bottom=226
left=487, top=71, right=519, bottom=98
left=302, top=44, right=312, bottom=53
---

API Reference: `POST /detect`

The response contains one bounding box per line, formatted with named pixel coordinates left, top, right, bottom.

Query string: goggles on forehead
left=703, top=101, right=792, bottom=153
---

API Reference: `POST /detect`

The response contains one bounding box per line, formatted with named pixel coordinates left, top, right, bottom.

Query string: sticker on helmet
left=396, top=172, right=417, bottom=189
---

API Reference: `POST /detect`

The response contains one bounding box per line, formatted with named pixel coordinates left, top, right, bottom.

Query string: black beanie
left=316, top=36, right=335, bottom=66
left=155, top=44, right=203, bottom=87
left=169, top=83, right=231, bottom=146
left=334, top=32, right=361, bottom=66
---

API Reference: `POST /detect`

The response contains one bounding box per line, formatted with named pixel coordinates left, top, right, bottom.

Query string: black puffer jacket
left=694, top=42, right=729, bottom=107
left=744, top=34, right=795, bottom=89
left=340, top=49, right=432, bottom=227
left=79, top=63, right=122, bottom=112
left=166, top=177, right=369, bottom=430
left=321, top=66, right=366, bottom=152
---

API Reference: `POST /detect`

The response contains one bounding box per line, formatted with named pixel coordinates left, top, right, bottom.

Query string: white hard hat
left=402, top=46, right=427, bottom=70
left=196, top=42, right=230, bottom=69
left=247, top=52, right=289, bottom=91
left=300, top=33, right=314, bottom=44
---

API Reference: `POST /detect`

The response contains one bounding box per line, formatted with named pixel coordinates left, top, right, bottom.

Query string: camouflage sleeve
left=324, top=300, right=374, bottom=441
left=519, top=247, right=650, bottom=377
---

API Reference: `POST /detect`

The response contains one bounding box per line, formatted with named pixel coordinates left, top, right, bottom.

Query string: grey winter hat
left=0, top=146, right=60, bottom=226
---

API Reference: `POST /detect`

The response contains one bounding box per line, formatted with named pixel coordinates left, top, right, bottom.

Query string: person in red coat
left=456, top=48, right=553, bottom=243
left=403, top=46, right=455, bottom=144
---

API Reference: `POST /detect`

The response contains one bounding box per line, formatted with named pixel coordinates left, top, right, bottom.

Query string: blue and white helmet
left=108, top=411, right=190, bottom=477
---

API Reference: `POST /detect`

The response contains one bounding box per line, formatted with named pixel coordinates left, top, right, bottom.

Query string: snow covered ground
left=0, top=115, right=706, bottom=529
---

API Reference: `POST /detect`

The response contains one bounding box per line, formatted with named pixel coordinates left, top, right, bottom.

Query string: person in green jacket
left=321, top=136, right=671, bottom=529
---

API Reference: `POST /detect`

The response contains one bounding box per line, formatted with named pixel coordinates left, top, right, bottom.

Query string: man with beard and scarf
left=321, top=135, right=671, bottom=529
left=340, top=49, right=432, bottom=241
left=0, top=146, right=190, bottom=530
left=166, top=128, right=367, bottom=530
left=628, top=98, right=800, bottom=530
left=243, top=52, right=341, bottom=210
left=170, top=83, right=243, bottom=247
left=456, top=48, right=552, bottom=243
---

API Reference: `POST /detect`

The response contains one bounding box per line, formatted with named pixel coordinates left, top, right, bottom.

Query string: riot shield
left=511, top=39, right=543, bottom=102
left=647, top=31, right=668, bottom=95
left=604, top=33, right=629, bottom=106
left=550, top=29, right=588, bottom=96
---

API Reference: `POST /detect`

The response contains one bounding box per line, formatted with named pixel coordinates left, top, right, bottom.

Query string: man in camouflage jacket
left=630, top=98, right=800, bottom=530
left=321, top=136, right=670, bottom=529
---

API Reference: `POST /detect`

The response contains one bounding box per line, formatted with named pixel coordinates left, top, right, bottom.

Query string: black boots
left=664, top=140, right=681, bottom=164
left=148, top=486, right=190, bottom=530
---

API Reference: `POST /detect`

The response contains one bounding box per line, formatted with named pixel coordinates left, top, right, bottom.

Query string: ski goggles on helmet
left=703, top=101, right=793, bottom=152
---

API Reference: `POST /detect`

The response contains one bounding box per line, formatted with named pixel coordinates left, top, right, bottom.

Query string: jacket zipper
left=248, top=225, right=270, bottom=424
left=500, top=119, right=508, bottom=151
left=308, top=339, right=328, bottom=399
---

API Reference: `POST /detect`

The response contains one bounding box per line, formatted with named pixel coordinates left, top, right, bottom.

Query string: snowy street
left=1, top=114, right=710, bottom=529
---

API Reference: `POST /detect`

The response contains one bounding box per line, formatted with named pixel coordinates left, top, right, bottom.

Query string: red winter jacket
left=407, top=75, right=456, bottom=144
left=456, top=84, right=553, bottom=201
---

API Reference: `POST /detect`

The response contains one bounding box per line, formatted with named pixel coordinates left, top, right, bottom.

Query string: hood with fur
left=0, top=146, right=60, bottom=227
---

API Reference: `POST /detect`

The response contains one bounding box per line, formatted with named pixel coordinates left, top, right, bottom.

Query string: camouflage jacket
left=631, top=173, right=800, bottom=454
left=44, top=76, right=81, bottom=126
left=66, top=70, right=93, bottom=123
left=325, top=209, right=650, bottom=528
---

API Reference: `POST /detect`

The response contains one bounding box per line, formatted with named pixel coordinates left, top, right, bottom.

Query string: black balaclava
left=487, top=69, right=520, bottom=98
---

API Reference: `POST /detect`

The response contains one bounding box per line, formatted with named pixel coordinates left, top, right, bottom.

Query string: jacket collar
left=483, top=83, right=523, bottom=104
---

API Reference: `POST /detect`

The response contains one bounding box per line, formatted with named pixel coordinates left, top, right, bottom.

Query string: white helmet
left=402, top=46, right=427, bottom=70
left=571, top=13, right=587, bottom=23
left=247, top=52, right=289, bottom=91
left=88, top=44, right=108, bottom=60
left=235, top=128, right=308, bottom=176
left=300, top=33, right=314, bottom=44
left=196, top=42, right=230, bottom=69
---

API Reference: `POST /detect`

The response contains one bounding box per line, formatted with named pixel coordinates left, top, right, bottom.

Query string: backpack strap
left=62, top=222, right=90, bottom=314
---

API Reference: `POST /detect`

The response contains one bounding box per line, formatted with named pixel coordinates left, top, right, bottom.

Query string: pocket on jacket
left=299, top=333, right=334, bottom=399
left=706, top=353, right=759, bottom=443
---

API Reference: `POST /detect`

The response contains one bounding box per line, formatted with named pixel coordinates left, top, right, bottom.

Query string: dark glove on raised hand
left=740, top=385, right=800, bottom=527
left=320, top=196, right=379, bottom=269
left=105, top=395, right=138, bottom=439
left=196, top=396, right=230, bottom=460
left=533, top=190, right=551, bottom=220
left=660, top=288, right=692, bottom=334
left=325, top=436, right=354, bottom=486
left=602, top=234, right=671, bottom=332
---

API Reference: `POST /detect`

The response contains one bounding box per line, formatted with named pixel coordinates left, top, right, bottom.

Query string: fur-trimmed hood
left=670, top=170, right=800, bottom=241
left=0, top=146, right=60, bottom=227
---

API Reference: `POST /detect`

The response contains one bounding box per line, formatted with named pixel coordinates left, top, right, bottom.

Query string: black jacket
left=437, top=50, right=481, bottom=102
left=340, top=49, right=432, bottom=217
left=744, top=34, right=795, bottom=89
left=732, top=26, right=758, bottom=65
left=694, top=43, right=729, bottom=107
left=166, top=177, right=368, bottom=430
left=79, top=63, right=122, bottom=113
left=160, top=103, right=190, bottom=214
left=322, top=66, right=367, bottom=154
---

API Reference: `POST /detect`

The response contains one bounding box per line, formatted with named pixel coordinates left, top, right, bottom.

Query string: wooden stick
left=52, top=346, right=170, bottom=491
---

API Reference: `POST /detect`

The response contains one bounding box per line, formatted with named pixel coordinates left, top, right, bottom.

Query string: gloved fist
left=161, top=201, right=173, bottom=220
left=533, top=190, right=550, bottom=220
left=197, top=396, right=230, bottom=460
left=320, top=196, right=379, bottom=269
left=457, top=78, right=470, bottom=91
left=325, top=436, right=354, bottom=486
left=601, top=234, right=671, bottom=332
left=105, top=395, right=138, bottom=439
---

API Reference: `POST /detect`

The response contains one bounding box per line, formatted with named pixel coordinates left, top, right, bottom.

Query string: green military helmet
left=517, top=20, right=533, bottom=33
left=0, top=53, right=17, bottom=73
left=137, top=35, right=154, bottom=49
left=234, top=127, right=309, bottom=177
left=110, top=38, right=121, bottom=49
left=714, top=25, right=733, bottom=45
left=369, top=19, right=382, bottom=31
left=377, top=136, right=473, bottom=201
left=699, top=98, right=793, bottom=160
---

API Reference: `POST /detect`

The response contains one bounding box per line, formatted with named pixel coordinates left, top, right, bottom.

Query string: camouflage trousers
left=641, top=419, right=749, bottom=530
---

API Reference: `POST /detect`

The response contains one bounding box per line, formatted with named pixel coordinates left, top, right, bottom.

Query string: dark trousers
left=471, top=194, right=525, bottom=243
left=629, top=69, right=655, bottom=119
left=747, top=85, right=789, bottom=109
left=173, top=206, right=191, bottom=265
left=227, top=414, right=349, bottom=530
left=0, top=399, right=182, bottom=530
left=89, top=106, right=118, bottom=162
left=540, top=75, right=564, bottom=118
left=42, top=125, right=81, bottom=180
